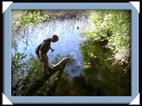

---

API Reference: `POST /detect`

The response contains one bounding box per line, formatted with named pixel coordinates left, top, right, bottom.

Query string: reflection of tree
left=79, top=10, right=131, bottom=96
left=80, top=36, right=131, bottom=95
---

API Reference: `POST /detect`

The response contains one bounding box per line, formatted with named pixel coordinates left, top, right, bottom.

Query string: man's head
left=52, top=35, right=59, bottom=42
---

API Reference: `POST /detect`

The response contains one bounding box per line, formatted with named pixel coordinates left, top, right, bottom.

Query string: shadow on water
left=12, top=19, right=88, bottom=78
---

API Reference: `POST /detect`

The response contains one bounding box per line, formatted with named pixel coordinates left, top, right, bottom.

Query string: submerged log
left=21, top=57, right=70, bottom=96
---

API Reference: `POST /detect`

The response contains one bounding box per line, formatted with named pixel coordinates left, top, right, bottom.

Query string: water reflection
left=12, top=20, right=87, bottom=77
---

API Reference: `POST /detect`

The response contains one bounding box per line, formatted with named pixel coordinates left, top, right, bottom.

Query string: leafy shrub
left=18, top=10, right=48, bottom=26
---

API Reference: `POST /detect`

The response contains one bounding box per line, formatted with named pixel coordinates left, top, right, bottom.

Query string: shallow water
left=12, top=19, right=88, bottom=77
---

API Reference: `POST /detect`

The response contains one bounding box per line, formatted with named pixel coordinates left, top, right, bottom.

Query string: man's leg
left=43, top=54, right=49, bottom=74
left=39, top=51, right=49, bottom=75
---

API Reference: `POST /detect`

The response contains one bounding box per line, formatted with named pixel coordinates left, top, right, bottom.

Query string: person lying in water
left=35, top=35, right=59, bottom=74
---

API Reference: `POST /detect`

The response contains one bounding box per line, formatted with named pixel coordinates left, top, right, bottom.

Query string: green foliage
left=80, top=10, right=131, bottom=95
left=18, top=10, right=48, bottom=26
left=11, top=52, right=28, bottom=95
left=12, top=53, right=70, bottom=96
left=69, top=76, right=89, bottom=96
left=35, top=80, right=50, bottom=96
left=55, top=78, right=70, bottom=96
left=11, top=52, right=45, bottom=95
left=86, top=10, right=131, bottom=53
left=80, top=38, right=130, bottom=95
left=18, top=58, right=46, bottom=96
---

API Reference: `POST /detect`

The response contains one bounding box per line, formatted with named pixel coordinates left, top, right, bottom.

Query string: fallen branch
left=21, top=57, right=70, bottom=96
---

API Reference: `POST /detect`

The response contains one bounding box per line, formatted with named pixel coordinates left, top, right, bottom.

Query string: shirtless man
left=35, top=35, right=59, bottom=74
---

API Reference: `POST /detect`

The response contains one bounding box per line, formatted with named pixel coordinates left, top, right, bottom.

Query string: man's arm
left=50, top=47, right=55, bottom=52
left=39, top=38, right=56, bottom=53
